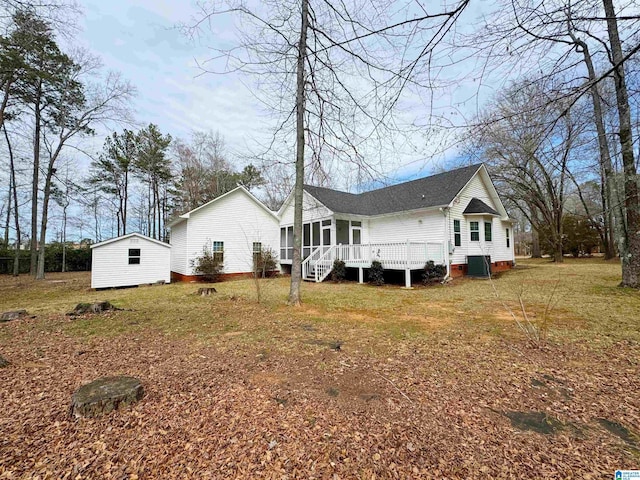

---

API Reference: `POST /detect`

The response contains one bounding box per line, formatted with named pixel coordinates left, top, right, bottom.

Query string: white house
left=277, top=163, right=515, bottom=285
left=90, top=233, right=171, bottom=289
left=168, top=186, right=280, bottom=281
left=168, top=164, right=514, bottom=285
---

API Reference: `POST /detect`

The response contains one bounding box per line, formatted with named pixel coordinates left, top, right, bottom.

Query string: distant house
left=168, top=186, right=280, bottom=281
left=278, top=163, right=515, bottom=285
left=169, top=164, right=514, bottom=285
left=90, top=233, right=171, bottom=289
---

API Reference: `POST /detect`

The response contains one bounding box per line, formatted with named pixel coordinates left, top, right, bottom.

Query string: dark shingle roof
left=462, top=197, right=499, bottom=216
left=303, top=163, right=482, bottom=216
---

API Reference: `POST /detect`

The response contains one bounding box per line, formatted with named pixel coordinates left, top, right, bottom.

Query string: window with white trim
left=506, top=228, right=510, bottom=248
left=470, top=221, right=479, bottom=242
left=212, top=241, right=224, bottom=263
left=128, top=248, right=141, bottom=265
left=453, top=220, right=461, bottom=247
left=253, top=241, right=262, bottom=263
left=484, top=222, right=492, bottom=242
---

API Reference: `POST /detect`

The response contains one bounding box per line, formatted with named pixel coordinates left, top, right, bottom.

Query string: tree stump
left=70, top=376, right=144, bottom=418
left=0, top=354, right=9, bottom=368
left=197, top=287, right=217, bottom=296
left=69, top=301, right=120, bottom=316
left=1, top=310, right=27, bottom=322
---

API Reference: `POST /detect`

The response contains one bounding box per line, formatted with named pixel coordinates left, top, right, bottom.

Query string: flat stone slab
left=1, top=310, right=28, bottom=322
left=70, top=376, right=144, bottom=418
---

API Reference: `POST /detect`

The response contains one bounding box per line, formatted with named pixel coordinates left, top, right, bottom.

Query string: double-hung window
left=453, top=220, right=461, bottom=247
left=470, top=221, right=479, bottom=242
left=506, top=228, right=510, bottom=248
left=212, top=241, right=224, bottom=263
left=484, top=222, right=492, bottom=242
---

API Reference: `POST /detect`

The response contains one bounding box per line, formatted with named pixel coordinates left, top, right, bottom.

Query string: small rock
left=0, top=310, right=28, bottom=322
left=0, top=354, right=9, bottom=368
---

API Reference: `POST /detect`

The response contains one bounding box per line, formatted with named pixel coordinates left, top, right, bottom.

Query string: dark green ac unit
left=467, top=255, right=491, bottom=277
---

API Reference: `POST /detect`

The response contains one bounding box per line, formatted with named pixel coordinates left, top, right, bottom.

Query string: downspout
left=440, top=207, right=451, bottom=279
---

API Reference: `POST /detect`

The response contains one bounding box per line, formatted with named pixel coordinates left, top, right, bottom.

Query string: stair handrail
left=313, top=245, right=337, bottom=282
left=301, top=246, right=323, bottom=279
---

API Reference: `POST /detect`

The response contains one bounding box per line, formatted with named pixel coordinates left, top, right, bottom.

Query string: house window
left=322, top=219, right=331, bottom=226
left=453, top=219, right=461, bottom=247
left=351, top=220, right=362, bottom=227
left=280, top=228, right=286, bottom=259
left=253, top=241, right=262, bottom=263
left=470, top=221, right=479, bottom=242
left=485, top=222, right=492, bottom=242
left=506, top=228, right=510, bottom=248
left=287, top=226, right=293, bottom=259
left=128, top=248, right=140, bottom=265
left=212, top=241, right=224, bottom=263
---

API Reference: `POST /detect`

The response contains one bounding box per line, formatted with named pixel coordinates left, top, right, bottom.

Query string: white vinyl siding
left=91, top=234, right=171, bottom=289
left=170, top=221, right=188, bottom=275
left=448, top=172, right=514, bottom=265
left=280, top=191, right=333, bottom=226
left=368, top=210, right=445, bottom=245
left=183, top=189, right=280, bottom=275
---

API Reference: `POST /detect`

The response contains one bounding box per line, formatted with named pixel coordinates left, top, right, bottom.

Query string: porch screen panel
left=280, top=228, right=286, bottom=259
left=287, top=226, right=294, bottom=259
left=312, top=222, right=320, bottom=247
left=303, top=223, right=311, bottom=259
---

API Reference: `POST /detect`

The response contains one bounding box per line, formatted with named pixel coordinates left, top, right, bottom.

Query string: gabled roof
left=463, top=197, right=499, bottom=216
left=303, top=163, right=483, bottom=216
left=168, top=186, right=279, bottom=228
left=90, top=233, right=170, bottom=249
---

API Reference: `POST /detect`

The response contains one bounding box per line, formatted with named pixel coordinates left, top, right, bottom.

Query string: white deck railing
left=301, top=241, right=445, bottom=282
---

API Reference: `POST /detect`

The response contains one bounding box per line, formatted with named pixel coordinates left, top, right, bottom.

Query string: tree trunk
left=61, top=204, right=67, bottom=272
left=0, top=79, right=13, bottom=131
left=30, top=81, right=42, bottom=276
left=36, top=145, right=64, bottom=280
left=572, top=34, right=618, bottom=260
left=4, top=173, right=11, bottom=246
left=5, top=126, right=20, bottom=276
left=603, top=0, right=640, bottom=287
left=288, top=0, right=309, bottom=306
left=123, top=169, right=128, bottom=235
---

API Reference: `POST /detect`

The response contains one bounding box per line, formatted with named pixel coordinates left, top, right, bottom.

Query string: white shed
left=90, top=233, right=171, bottom=289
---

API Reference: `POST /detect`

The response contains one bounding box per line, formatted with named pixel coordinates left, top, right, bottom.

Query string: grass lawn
left=0, top=258, right=639, bottom=478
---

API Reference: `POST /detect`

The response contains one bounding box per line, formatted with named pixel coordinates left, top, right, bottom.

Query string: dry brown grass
left=1, top=259, right=639, bottom=478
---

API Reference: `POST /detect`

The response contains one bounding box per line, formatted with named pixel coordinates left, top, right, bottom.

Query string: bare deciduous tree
left=186, top=0, right=470, bottom=304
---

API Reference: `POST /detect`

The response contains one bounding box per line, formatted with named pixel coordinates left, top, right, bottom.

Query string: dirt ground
left=1, top=260, right=639, bottom=478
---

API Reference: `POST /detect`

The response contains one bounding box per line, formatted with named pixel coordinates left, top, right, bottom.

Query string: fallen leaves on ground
left=1, top=312, right=639, bottom=479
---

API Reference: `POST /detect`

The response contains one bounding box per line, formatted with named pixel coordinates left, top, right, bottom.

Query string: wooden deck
left=301, top=241, right=446, bottom=283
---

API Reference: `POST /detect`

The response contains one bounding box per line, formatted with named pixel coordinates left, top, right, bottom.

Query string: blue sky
left=75, top=0, right=269, bottom=165
left=72, top=0, right=501, bottom=183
